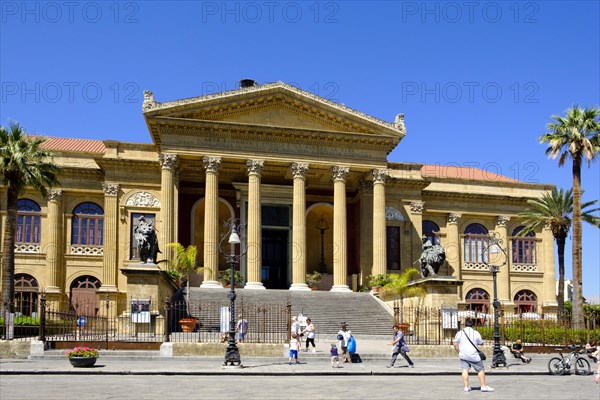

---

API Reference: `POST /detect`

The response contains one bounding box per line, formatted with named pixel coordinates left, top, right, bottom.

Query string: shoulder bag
left=463, top=329, right=486, bottom=361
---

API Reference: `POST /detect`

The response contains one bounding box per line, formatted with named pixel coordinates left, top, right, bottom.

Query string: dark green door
left=261, top=229, right=289, bottom=289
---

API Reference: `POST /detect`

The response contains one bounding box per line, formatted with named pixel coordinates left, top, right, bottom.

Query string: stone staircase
left=187, top=288, right=394, bottom=339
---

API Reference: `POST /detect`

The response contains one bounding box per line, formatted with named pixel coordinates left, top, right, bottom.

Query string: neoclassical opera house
left=1, top=80, right=558, bottom=316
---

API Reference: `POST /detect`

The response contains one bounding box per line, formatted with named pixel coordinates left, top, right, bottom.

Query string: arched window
left=17, top=199, right=41, bottom=244
left=464, top=223, right=488, bottom=263
left=14, top=274, right=39, bottom=316
left=422, top=220, right=441, bottom=245
left=514, top=289, right=537, bottom=313
left=512, top=226, right=536, bottom=264
left=465, top=288, right=490, bottom=313
left=72, top=202, right=104, bottom=246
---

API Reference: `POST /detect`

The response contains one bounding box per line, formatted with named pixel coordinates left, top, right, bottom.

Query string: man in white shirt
left=453, top=319, right=494, bottom=392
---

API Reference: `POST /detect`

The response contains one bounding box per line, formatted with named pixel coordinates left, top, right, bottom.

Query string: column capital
left=331, top=165, right=350, bottom=182
left=497, top=215, right=511, bottom=227
left=359, top=181, right=373, bottom=194
left=410, top=200, right=424, bottom=214
left=246, top=159, right=264, bottom=176
left=448, top=212, right=462, bottom=224
left=102, top=183, right=120, bottom=197
left=203, top=156, right=222, bottom=173
left=371, top=168, right=390, bottom=184
left=47, top=189, right=63, bottom=202
left=159, top=153, right=178, bottom=170
left=290, top=162, right=309, bottom=179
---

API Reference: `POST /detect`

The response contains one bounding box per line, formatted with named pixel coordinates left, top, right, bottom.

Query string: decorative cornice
left=410, top=201, right=425, bottom=214
left=143, top=82, right=405, bottom=136
left=386, top=206, right=405, bottom=221
left=102, top=183, right=120, bottom=196
left=331, top=165, right=350, bottom=182
left=246, top=159, right=264, bottom=176
left=159, top=153, right=178, bottom=170
left=448, top=212, right=462, bottom=224
left=290, top=162, right=309, bottom=179
left=203, top=156, right=222, bottom=174
left=497, top=216, right=511, bottom=227
left=372, top=168, right=390, bottom=184
left=48, top=190, right=63, bottom=202
left=125, top=192, right=161, bottom=208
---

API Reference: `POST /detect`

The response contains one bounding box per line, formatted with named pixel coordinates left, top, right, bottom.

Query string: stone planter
left=68, top=357, right=98, bottom=367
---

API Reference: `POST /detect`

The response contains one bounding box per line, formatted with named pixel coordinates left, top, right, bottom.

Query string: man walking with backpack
left=453, top=319, right=494, bottom=392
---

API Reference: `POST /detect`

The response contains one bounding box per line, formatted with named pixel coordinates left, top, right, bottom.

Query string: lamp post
left=218, top=218, right=247, bottom=368
left=483, top=231, right=508, bottom=368
left=316, top=215, right=329, bottom=273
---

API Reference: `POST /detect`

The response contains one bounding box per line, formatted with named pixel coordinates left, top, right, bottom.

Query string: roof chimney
left=240, top=79, right=257, bottom=88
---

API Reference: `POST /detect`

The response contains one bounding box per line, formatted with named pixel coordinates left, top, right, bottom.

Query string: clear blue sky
left=1, top=1, right=599, bottom=301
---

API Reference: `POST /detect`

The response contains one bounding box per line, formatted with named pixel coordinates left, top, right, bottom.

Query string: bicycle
left=547, top=345, right=591, bottom=375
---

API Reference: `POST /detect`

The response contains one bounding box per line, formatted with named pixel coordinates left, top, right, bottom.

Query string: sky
left=1, top=1, right=599, bottom=301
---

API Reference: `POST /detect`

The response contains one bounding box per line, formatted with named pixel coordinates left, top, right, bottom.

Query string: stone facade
left=0, top=81, right=557, bottom=316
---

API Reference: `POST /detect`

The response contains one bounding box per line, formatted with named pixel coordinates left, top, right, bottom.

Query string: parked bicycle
left=548, top=345, right=591, bottom=375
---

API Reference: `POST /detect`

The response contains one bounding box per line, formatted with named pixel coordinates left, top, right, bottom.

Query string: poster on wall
left=131, top=299, right=151, bottom=323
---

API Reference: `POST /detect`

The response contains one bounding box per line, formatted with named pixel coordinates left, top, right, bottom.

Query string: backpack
left=337, top=333, right=344, bottom=340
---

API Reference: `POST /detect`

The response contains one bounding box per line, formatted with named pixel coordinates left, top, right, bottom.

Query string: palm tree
left=380, top=268, right=426, bottom=323
left=165, top=243, right=203, bottom=314
left=540, top=106, right=600, bottom=325
left=517, top=187, right=600, bottom=315
left=1, top=123, right=59, bottom=315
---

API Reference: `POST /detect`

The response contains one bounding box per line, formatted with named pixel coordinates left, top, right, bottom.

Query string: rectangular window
left=386, top=226, right=401, bottom=270
left=130, top=213, right=156, bottom=260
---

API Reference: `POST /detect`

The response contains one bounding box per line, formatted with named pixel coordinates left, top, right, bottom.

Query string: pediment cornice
left=143, top=81, right=406, bottom=138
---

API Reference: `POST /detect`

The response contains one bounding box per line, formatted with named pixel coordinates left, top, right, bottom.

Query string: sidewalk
left=0, top=355, right=555, bottom=376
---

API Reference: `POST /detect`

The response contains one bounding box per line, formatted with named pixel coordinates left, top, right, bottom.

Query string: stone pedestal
left=405, top=276, right=464, bottom=308
left=121, top=263, right=178, bottom=306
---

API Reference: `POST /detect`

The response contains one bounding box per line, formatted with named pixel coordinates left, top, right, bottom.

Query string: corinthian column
left=290, top=162, right=310, bottom=291
left=331, top=166, right=351, bottom=292
left=45, top=190, right=63, bottom=293
left=542, top=224, right=558, bottom=309
left=372, top=169, right=390, bottom=277
left=159, top=153, right=178, bottom=263
left=446, top=212, right=462, bottom=297
left=495, top=216, right=511, bottom=304
left=101, top=183, right=120, bottom=288
left=201, top=156, right=223, bottom=288
left=245, top=159, right=265, bottom=290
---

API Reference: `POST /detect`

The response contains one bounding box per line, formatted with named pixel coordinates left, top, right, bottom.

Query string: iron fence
left=393, top=302, right=599, bottom=347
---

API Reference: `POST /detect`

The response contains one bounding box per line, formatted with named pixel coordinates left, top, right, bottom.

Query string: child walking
left=289, top=333, right=299, bottom=365
left=330, top=343, right=340, bottom=368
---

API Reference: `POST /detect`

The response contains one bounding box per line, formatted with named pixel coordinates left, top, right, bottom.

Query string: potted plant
left=306, top=271, right=322, bottom=290
left=166, top=243, right=204, bottom=332
left=368, top=274, right=393, bottom=293
left=218, top=269, right=243, bottom=287
left=66, top=346, right=100, bottom=367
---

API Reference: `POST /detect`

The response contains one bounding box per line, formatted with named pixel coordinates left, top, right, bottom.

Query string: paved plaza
left=1, top=355, right=598, bottom=400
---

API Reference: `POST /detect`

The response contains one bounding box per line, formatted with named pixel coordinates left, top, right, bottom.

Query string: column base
left=44, top=286, right=62, bottom=294
left=330, top=285, right=352, bottom=292
left=200, top=281, right=224, bottom=289
left=289, top=283, right=311, bottom=291
left=244, top=282, right=266, bottom=290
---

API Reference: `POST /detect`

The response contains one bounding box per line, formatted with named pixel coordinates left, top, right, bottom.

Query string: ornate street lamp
left=316, top=215, right=329, bottom=273
left=218, top=218, right=247, bottom=368
left=483, top=231, right=508, bottom=368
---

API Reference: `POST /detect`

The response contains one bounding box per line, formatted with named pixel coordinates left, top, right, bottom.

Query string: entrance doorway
left=261, top=229, right=289, bottom=289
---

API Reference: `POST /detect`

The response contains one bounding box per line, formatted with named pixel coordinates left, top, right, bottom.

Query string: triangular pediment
left=143, top=81, right=406, bottom=137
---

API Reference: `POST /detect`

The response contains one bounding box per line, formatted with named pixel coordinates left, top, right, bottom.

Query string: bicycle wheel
left=574, top=357, right=590, bottom=375
left=548, top=357, right=565, bottom=375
